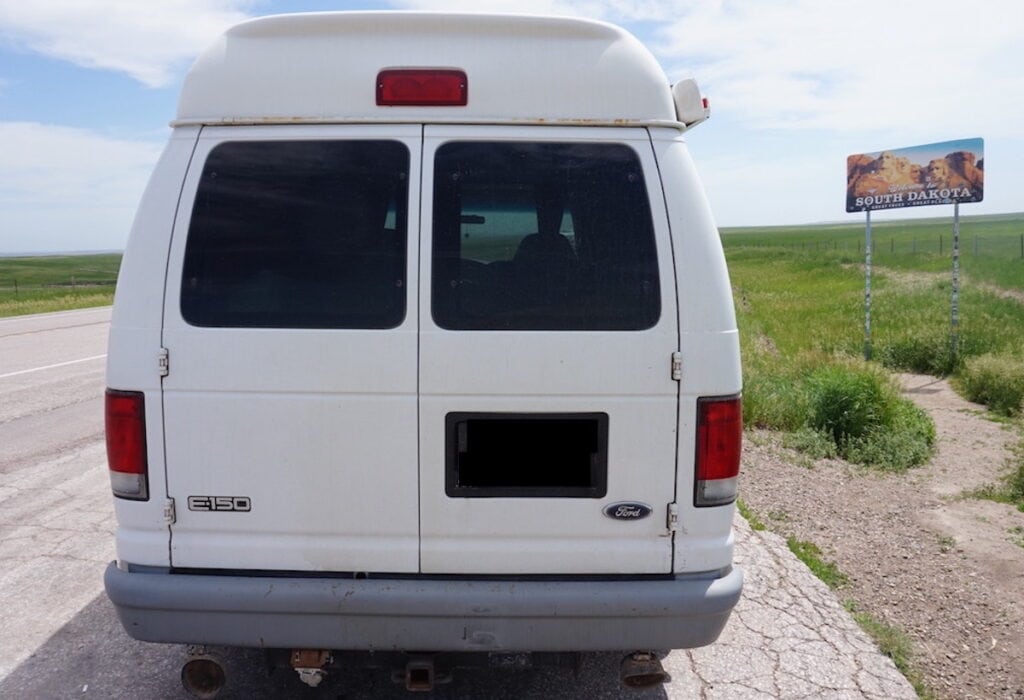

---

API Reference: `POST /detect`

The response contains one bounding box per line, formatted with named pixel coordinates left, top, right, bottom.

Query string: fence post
left=939, top=235, right=943, bottom=254
left=890, top=238, right=894, bottom=253
left=13, top=279, right=17, bottom=295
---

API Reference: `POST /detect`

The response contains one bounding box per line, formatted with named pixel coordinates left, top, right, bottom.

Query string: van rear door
left=161, top=125, right=421, bottom=573
left=419, top=126, right=679, bottom=574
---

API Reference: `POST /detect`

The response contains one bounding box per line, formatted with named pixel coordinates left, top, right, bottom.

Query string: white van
left=103, top=11, right=742, bottom=693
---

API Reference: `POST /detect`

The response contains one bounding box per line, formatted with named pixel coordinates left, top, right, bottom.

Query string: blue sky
left=1, top=0, right=1022, bottom=253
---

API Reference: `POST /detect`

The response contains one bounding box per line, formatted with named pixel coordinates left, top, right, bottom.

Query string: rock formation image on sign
left=846, top=148, right=984, bottom=211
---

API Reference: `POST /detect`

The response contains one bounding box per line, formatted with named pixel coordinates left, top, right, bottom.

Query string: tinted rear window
left=181, top=140, right=409, bottom=328
left=432, top=142, right=660, bottom=331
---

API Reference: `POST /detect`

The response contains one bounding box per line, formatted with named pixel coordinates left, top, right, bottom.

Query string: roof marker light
left=376, top=69, right=468, bottom=106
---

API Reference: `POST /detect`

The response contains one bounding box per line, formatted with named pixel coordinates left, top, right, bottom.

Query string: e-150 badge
left=187, top=495, right=251, bottom=512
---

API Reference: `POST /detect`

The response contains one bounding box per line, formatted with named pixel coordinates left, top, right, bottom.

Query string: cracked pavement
left=669, top=517, right=915, bottom=699
left=0, top=308, right=916, bottom=697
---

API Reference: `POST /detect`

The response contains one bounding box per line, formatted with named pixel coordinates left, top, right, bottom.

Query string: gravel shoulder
left=739, top=373, right=1024, bottom=699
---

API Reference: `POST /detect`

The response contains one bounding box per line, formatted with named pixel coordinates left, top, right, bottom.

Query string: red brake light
left=695, top=395, right=742, bottom=507
left=105, top=389, right=149, bottom=500
left=376, top=69, right=467, bottom=106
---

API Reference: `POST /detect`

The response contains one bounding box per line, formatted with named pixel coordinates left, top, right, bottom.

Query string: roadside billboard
left=846, top=138, right=984, bottom=212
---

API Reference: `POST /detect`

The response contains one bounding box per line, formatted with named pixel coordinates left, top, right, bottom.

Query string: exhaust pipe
left=620, top=651, right=671, bottom=689
left=405, top=657, right=435, bottom=692
left=181, top=647, right=227, bottom=699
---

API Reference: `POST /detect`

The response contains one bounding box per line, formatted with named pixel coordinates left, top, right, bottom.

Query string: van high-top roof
left=175, top=12, right=693, bottom=129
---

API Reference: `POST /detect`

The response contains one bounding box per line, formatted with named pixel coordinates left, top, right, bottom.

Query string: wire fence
left=766, top=234, right=1024, bottom=258
left=0, top=278, right=118, bottom=293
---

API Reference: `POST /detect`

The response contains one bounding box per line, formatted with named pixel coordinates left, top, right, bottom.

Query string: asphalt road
left=0, top=307, right=915, bottom=699
left=0, top=306, right=109, bottom=474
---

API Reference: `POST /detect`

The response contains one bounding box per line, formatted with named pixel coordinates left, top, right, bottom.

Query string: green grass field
left=0, top=254, right=121, bottom=317
left=723, top=212, right=1024, bottom=361
left=724, top=212, right=1024, bottom=462
left=724, top=212, right=1024, bottom=290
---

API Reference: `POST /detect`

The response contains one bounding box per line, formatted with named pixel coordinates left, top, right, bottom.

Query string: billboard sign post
left=846, top=138, right=984, bottom=361
left=864, top=208, right=872, bottom=360
left=951, top=202, right=961, bottom=356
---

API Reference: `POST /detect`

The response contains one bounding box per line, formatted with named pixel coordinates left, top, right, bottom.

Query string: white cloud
left=396, top=0, right=572, bottom=13
left=403, top=0, right=1022, bottom=224
left=0, top=1, right=1017, bottom=248
left=392, top=0, right=1024, bottom=138
left=0, top=0, right=254, bottom=87
left=391, top=0, right=673, bottom=21
left=3, top=0, right=1018, bottom=136
left=694, top=149, right=842, bottom=227
left=655, top=0, right=1024, bottom=137
left=0, top=122, right=162, bottom=253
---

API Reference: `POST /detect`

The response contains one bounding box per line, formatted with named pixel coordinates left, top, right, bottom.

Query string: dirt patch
left=974, top=281, right=1024, bottom=306
left=740, top=374, right=1024, bottom=699
left=875, top=268, right=947, bottom=293
left=752, top=332, right=779, bottom=356
left=872, top=266, right=1024, bottom=306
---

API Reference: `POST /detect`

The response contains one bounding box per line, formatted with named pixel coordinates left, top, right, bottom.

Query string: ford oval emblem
left=603, top=502, right=653, bottom=521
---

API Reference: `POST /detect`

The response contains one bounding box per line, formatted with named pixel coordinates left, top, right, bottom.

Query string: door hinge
left=667, top=502, right=679, bottom=532
left=158, top=347, right=169, bottom=377
left=163, top=498, right=176, bottom=525
left=671, top=352, right=682, bottom=381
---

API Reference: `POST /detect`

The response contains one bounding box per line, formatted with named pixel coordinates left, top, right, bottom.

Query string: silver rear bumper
left=104, top=562, right=742, bottom=652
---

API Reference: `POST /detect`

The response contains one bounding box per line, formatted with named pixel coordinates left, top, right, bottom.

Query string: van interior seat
left=511, top=185, right=579, bottom=309
left=511, top=232, right=577, bottom=309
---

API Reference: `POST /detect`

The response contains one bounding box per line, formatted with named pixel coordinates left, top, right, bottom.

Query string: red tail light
left=376, top=69, right=468, bottom=106
left=694, top=395, right=742, bottom=507
left=105, top=389, right=149, bottom=500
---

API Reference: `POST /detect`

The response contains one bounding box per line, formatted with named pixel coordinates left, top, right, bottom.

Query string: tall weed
left=877, top=334, right=958, bottom=376
left=807, top=364, right=896, bottom=443
left=958, top=354, right=1024, bottom=416
left=805, top=362, right=934, bottom=471
left=742, top=365, right=808, bottom=431
left=744, top=358, right=935, bottom=471
left=842, top=401, right=936, bottom=472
